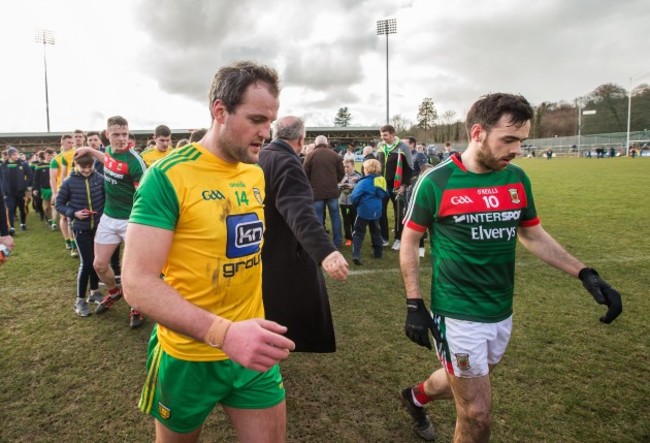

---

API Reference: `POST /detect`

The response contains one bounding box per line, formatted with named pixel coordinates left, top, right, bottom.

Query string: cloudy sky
left=1, top=0, right=648, bottom=134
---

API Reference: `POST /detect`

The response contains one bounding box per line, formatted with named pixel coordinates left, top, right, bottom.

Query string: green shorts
left=139, top=325, right=285, bottom=434
left=41, top=188, right=52, bottom=201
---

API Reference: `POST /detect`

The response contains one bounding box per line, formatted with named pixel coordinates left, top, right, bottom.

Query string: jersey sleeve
left=129, top=167, right=179, bottom=230
left=519, top=170, right=539, bottom=227
left=129, top=151, right=147, bottom=183
left=49, top=157, right=59, bottom=169
left=404, top=176, right=437, bottom=232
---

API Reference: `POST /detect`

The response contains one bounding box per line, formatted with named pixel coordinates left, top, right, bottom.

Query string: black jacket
left=32, top=161, right=51, bottom=191
left=55, top=170, right=104, bottom=231
left=0, top=159, right=33, bottom=194
left=258, top=140, right=337, bottom=352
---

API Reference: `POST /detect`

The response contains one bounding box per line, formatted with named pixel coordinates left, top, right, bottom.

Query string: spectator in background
left=376, top=125, right=414, bottom=250
left=304, top=135, right=345, bottom=248
left=55, top=153, right=105, bottom=316
left=360, top=145, right=375, bottom=175
left=338, top=159, right=362, bottom=246
left=343, top=144, right=356, bottom=162
left=442, top=142, right=456, bottom=160
left=1, top=147, right=33, bottom=234
left=259, top=115, right=348, bottom=353
left=350, top=159, right=388, bottom=265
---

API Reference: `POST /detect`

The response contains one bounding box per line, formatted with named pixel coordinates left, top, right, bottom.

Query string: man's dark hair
left=380, top=124, right=396, bottom=134
left=465, top=93, right=534, bottom=133
left=274, top=117, right=305, bottom=141
left=45, top=148, right=55, bottom=155
left=154, top=125, right=171, bottom=137
left=208, top=61, right=280, bottom=116
left=107, top=115, right=129, bottom=128
left=406, top=136, right=416, bottom=145
left=61, top=134, right=73, bottom=141
left=87, top=131, right=101, bottom=139
left=74, top=153, right=94, bottom=168
left=189, top=128, right=207, bottom=143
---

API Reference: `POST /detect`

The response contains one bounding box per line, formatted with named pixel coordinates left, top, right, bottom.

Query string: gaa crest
left=253, top=187, right=264, bottom=205
left=455, top=353, right=471, bottom=371
left=158, top=402, right=172, bottom=420
left=508, top=188, right=520, bottom=204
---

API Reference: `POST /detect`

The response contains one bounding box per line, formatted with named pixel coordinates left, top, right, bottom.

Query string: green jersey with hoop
left=404, top=154, right=540, bottom=322
left=102, top=146, right=146, bottom=220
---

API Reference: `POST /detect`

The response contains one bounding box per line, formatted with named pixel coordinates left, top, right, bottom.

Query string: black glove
left=404, top=299, right=440, bottom=350
left=579, top=267, right=623, bottom=324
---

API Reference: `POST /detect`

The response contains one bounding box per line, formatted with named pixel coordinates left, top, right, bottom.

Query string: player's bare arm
left=122, top=223, right=295, bottom=371
left=399, top=226, right=426, bottom=299
left=73, top=147, right=105, bottom=163
left=517, top=224, right=585, bottom=277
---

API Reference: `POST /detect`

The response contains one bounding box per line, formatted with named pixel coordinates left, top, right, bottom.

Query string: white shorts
left=434, top=314, right=512, bottom=378
left=95, top=214, right=128, bottom=245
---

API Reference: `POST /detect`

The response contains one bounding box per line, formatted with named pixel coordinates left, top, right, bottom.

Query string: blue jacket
left=55, top=170, right=105, bottom=231
left=350, top=174, right=388, bottom=220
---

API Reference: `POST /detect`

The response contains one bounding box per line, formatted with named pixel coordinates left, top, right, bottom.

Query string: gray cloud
left=132, top=0, right=649, bottom=125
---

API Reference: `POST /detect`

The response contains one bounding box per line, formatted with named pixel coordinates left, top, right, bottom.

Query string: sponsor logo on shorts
left=158, top=402, right=171, bottom=420
left=455, top=353, right=471, bottom=371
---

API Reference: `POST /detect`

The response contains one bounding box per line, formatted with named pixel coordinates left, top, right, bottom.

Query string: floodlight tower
left=34, top=28, right=55, bottom=132
left=377, top=18, right=397, bottom=125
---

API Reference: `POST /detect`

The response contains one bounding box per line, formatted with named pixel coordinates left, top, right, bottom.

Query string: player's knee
left=458, top=406, right=491, bottom=434
left=94, top=259, right=109, bottom=274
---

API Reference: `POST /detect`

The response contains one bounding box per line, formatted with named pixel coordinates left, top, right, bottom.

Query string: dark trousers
left=5, top=193, right=26, bottom=227
left=74, top=228, right=100, bottom=298
left=32, top=192, right=44, bottom=220
left=380, top=191, right=405, bottom=241
left=340, top=204, right=357, bottom=241
left=352, top=217, right=383, bottom=260
left=111, top=243, right=121, bottom=276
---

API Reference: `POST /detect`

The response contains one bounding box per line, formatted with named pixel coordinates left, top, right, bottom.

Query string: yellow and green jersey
left=140, top=147, right=173, bottom=167
left=129, top=143, right=266, bottom=362
left=50, top=149, right=76, bottom=189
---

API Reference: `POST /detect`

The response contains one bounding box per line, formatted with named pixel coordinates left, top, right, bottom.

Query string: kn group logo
left=226, top=213, right=264, bottom=258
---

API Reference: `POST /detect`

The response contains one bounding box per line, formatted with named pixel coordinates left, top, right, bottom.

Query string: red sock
left=109, top=287, right=121, bottom=296
left=413, top=382, right=432, bottom=406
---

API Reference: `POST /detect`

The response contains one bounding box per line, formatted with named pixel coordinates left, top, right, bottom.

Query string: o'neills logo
left=508, top=188, right=520, bottom=204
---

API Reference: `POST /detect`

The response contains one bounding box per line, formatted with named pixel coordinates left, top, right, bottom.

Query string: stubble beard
left=477, top=140, right=513, bottom=172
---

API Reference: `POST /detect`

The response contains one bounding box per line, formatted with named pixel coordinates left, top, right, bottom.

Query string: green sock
left=70, top=240, right=76, bottom=249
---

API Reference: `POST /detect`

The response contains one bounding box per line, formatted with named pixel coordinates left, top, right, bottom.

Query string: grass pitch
left=1, top=157, right=649, bottom=442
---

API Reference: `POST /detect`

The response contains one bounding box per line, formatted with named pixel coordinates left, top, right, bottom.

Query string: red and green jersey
left=404, top=154, right=540, bottom=322
left=102, top=146, right=146, bottom=220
